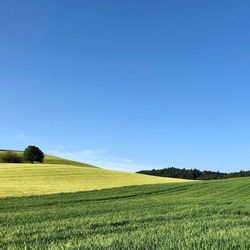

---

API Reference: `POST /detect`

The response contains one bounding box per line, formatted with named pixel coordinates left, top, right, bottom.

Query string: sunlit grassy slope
left=0, top=150, right=95, bottom=167
left=0, top=178, right=249, bottom=249
left=0, top=163, right=191, bottom=198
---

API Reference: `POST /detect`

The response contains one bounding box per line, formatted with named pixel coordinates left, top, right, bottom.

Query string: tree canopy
left=137, top=167, right=250, bottom=180
left=23, top=146, right=44, bottom=163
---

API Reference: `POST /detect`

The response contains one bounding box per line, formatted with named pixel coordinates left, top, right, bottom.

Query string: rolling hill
left=0, top=177, right=249, bottom=249
left=0, top=150, right=191, bottom=198
left=0, top=150, right=249, bottom=249
left=0, top=150, right=96, bottom=167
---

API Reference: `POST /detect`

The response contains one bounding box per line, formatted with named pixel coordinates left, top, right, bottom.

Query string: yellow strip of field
left=0, top=163, right=192, bottom=198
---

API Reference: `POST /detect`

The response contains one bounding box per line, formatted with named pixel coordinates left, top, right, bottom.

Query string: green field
left=0, top=163, right=190, bottom=198
left=0, top=178, right=249, bottom=249
left=0, top=152, right=249, bottom=249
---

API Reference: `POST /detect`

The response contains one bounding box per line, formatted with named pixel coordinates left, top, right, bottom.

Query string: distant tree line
left=0, top=146, right=44, bottom=164
left=137, top=167, right=250, bottom=180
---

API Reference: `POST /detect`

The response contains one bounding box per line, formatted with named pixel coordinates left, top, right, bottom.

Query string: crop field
left=0, top=153, right=249, bottom=249
left=0, top=177, right=249, bottom=249
left=0, top=163, right=190, bottom=197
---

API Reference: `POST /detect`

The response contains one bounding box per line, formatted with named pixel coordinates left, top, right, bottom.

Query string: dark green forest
left=138, top=167, right=250, bottom=180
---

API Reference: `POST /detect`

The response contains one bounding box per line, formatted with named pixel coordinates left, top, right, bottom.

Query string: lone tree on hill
left=23, top=146, right=44, bottom=163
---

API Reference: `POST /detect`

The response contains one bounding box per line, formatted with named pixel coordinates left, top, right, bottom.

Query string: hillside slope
left=0, top=178, right=249, bottom=249
left=0, top=150, right=96, bottom=167
left=0, top=163, right=191, bottom=197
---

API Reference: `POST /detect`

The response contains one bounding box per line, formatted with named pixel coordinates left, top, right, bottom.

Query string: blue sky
left=1, top=1, right=250, bottom=172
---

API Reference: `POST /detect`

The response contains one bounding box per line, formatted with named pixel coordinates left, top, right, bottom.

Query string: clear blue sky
left=1, top=1, right=250, bottom=172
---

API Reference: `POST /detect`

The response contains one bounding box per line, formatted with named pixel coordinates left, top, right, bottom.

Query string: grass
left=0, top=150, right=249, bottom=248
left=0, top=163, right=190, bottom=198
left=0, top=150, right=96, bottom=167
left=0, top=177, right=249, bottom=249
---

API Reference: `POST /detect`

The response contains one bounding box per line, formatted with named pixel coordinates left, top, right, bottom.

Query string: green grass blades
left=0, top=178, right=249, bottom=249
left=0, top=163, right=190, bottom=197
